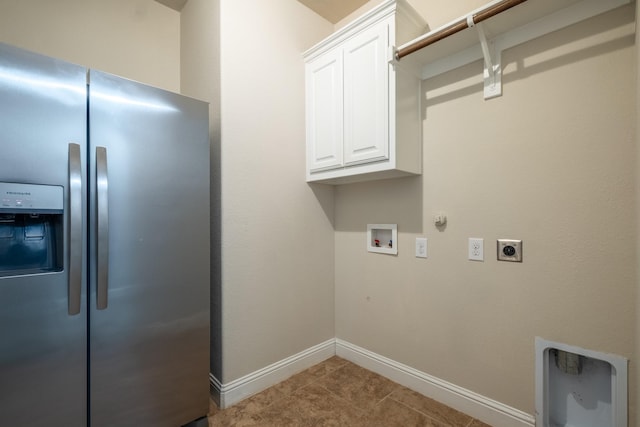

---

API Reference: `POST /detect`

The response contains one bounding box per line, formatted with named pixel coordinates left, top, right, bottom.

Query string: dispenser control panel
left=0, top=182, right=63, bottom=213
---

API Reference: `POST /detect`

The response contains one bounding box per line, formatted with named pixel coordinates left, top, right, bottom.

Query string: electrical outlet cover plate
left=468, top=238, right=483, bottom=261
left=497, top=239, right=522, bottom=262
left=415, top=237, right=427, bottom=258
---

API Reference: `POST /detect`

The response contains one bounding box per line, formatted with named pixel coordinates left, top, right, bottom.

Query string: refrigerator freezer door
left=88, top=70, right=210, bottom=426
left=0, top=44, right=88, bottom=426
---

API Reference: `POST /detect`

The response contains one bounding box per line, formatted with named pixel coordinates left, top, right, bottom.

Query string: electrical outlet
left=497, top=239, right=522, bottom=262
left=415, top=237, right=427, bottom=258
left=468, top=238, right=483, bottom=261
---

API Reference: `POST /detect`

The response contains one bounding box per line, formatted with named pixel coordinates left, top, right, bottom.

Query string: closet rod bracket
left=472, top=20, right=502, bottom=99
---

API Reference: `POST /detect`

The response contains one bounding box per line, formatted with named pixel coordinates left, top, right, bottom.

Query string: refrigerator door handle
left=68, top=143, right=82, bottom=316
left=96, top=146, right=109, bottom=310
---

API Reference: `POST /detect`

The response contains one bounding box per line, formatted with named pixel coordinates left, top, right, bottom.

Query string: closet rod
left=395, top=0, right=528, bottom=60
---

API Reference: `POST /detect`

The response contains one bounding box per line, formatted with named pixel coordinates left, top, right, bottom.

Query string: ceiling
left=297, top=0, right=369, bottom=23
left=153, top=0, right=369, bottom=23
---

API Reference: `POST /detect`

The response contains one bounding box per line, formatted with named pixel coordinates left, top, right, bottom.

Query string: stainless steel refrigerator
left=0, top=43, right=210, bottom=426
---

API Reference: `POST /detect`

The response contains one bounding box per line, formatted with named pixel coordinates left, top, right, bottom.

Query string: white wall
left=3, top=1, right=637, bottom=422
left=0, top=0, right=180, bottom=92
left=216, top=0, right=335, bottom=383
left=334, top=0, right=637, bottom=422
left=1, top=0, right=336, bottom=398
left=334, top=0, right=489, bottom=30
left=635, top=1, right=640, bottom=424
left=179, top=0, right=222, bottom=381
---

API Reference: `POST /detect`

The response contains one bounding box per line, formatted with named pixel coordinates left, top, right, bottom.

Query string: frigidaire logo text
left=6, top=191, right=31, bottom=196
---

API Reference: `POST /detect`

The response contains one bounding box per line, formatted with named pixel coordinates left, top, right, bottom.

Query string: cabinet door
left=343, top=22, right=389, bottom=165
left=306, top=48, right=344, bottom=172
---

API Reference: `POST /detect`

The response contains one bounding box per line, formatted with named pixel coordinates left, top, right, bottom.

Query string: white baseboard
left=210, top=338, right=335, bottom=408
left=336, top=339, right=535, bottom=427
left=210, top=338, right=535, bottom=427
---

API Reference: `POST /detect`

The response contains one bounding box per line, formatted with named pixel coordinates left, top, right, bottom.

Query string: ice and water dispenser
left=0, top=182, right=64, bottom=276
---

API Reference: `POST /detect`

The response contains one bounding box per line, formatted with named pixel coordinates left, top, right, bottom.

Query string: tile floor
left=208, top=356, right=492, bottom=426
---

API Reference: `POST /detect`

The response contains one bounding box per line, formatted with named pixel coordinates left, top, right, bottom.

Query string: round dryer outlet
left=497, top=239, right=522, bottom=262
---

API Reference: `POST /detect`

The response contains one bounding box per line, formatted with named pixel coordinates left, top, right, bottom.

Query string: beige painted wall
left=0, top=0, right=335, bottom=394
left=179, top=0, right=222, bottom=381
left=334, top=0, right=637, bottom=421
left=636, top=1, right=640, bottom=423
left=0, top=0, right=180, bottom=92
left=216, top=0, right=335, bottom=383
left=3, top=0, right=638, bottom=422
left=335, top=0, right=489, bottom=31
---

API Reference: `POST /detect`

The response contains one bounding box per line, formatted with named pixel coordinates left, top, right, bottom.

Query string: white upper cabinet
left=303, top=0, right=426, bottom=184
left=343, top=22, right=388, bottom=167
left=306, top=47, right=344, bottom=172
